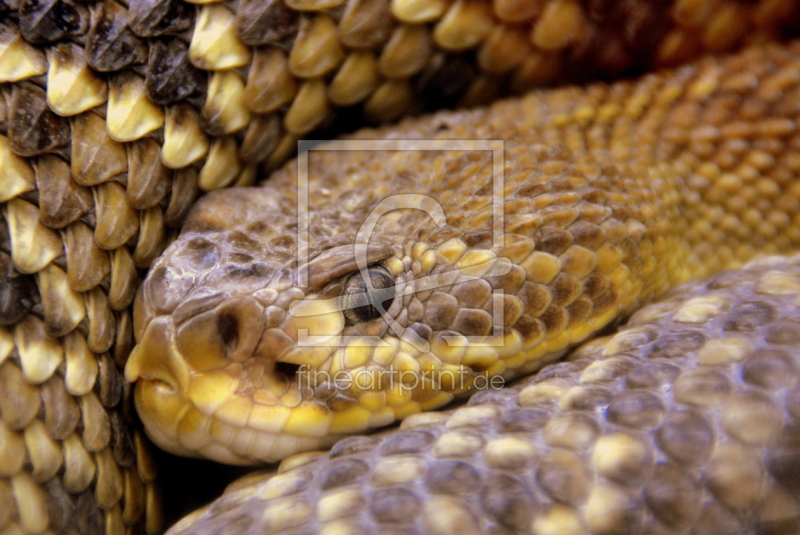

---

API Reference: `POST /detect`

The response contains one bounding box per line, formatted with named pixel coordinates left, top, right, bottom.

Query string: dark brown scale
left=535, top=452, right=591, bottom=504
left=8, top=81, right=71, bottom=157
left=606, top=390, right=666, bottom=428
left=127, top=0, right=195, bottom=37
left=422, top=292, right=458, bottom=331
left=329, top=436, right=379, bottom=458
left=451, top=308, right=493, bottom=337
left=741, top=349, right=798, bottom=390
left=511, top=314, right=545, bottom=343
left=75, top=489, right=106, bottom=535
left=0, top=212, right=9, bottom=255
left=568, top=220, right=606, bottom=249
left=624, top=361, right=681, bottom=389
left=767, top=446, right=800, bottom=494
left=0, top=362, right=40, bottom=430
left=378, top=431, right=436, bottom=456
left=319, top=458, right=370, bottom=490
left=370, top=488, right=420, bottom=524
left=501, top=295, right=524, bottom=326
left=487, top=264, right=526, bottom=294
left=240, top=113, right=281, bottom=164
left=518, top=282, right=552, bottom=317
left=764, top=318, right=800, bottom=345
left=565, top=296, right=592, bottom=326
left=648, top=330, right=707, bottom=359
left=415, top=52, right=478, bottom=111
left=672, top=368, right=732, bottom=407
left=655, top=410, right=715, bottom=466
left=461, top=229, right=493, bottom=248
left=146, top=38, right=207, bottom=105
left=44, top=480, right=79, bottom=534
left=0, top=253, right=38, bottom=326
left=41, top=375, right=81, bottom=440
left=174, top=237, right=221, bottom=272
left=539, top=305, right=568, bottom=333
left=85, top=0, right=148, bottom=72
left=235, top=0, right=299, bottom=46
left=549, top=273, right=583, bottom=306
left=424, top=460, right=481, bottom=495
left=19, top=0, right=88, bottom=43
left=97, top=353, right=124, bottom=408
left=498, top=408, right=550, bottom=433
left=451, top=279, right=491, bottom=309
left=126, top=138, right=174, bottom=209
left=480, top=474, right=536, bottom=531
left=34, top=154, right=93, bottom=228
left=722, top=301, right=779, bottom=331
left=535, top=227, right=574, bottom=255
left=560, top=384, right=613, bottom=411
left=109, top=410, right=136, bottom=467
left=644, top=462, right=702, bottom=529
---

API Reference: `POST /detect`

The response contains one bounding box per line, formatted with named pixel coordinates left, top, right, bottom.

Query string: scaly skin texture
left=1, top=0, right=800, bottom=533
left=170, top=254, right=800, bottom=534
left=128, top=41, right=800, bottom=469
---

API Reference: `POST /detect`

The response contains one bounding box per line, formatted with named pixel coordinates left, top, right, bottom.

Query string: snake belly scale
left=128, top=40, right=800, bottom=469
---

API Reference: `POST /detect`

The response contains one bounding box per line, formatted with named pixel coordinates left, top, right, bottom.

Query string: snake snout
left=212, top=297, right=265, bottom=362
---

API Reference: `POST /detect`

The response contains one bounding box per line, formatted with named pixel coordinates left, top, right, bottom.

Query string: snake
left=133, top=37, right=800, bottom=534
left=2, top=0, right=800, bottom=533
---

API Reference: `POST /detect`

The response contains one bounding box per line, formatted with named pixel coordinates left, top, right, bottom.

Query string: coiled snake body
left=2, top=0, right=800, bottom=533
left=142, top=40, right=800, bottom=534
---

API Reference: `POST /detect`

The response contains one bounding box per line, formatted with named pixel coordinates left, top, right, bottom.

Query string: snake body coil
left=129, top=40, right=800, bottom=470
left=171, top=254, right=800, bottom=534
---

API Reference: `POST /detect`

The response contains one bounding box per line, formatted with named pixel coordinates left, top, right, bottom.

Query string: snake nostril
left=218, top=313, right=239, bottom=350
left=275, top=361, right=300, bottom=382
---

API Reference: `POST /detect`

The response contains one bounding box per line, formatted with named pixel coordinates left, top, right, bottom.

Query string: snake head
left=124, top=185, right=506, bottom=464
left=124, top=186, right=403, bottom=464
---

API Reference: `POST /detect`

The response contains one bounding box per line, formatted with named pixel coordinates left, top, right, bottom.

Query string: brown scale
left=170, top=257, right=800, bottom=534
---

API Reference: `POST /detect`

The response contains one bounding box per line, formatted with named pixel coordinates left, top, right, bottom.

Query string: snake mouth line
left=142, top=377, right=178, bottom=395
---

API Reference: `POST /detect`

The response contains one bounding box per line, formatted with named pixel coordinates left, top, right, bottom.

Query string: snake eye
left=342, top=266, right=395, bottom=325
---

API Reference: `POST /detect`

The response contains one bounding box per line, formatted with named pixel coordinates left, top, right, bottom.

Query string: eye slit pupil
left=342, top=266, right=395, bottom=326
